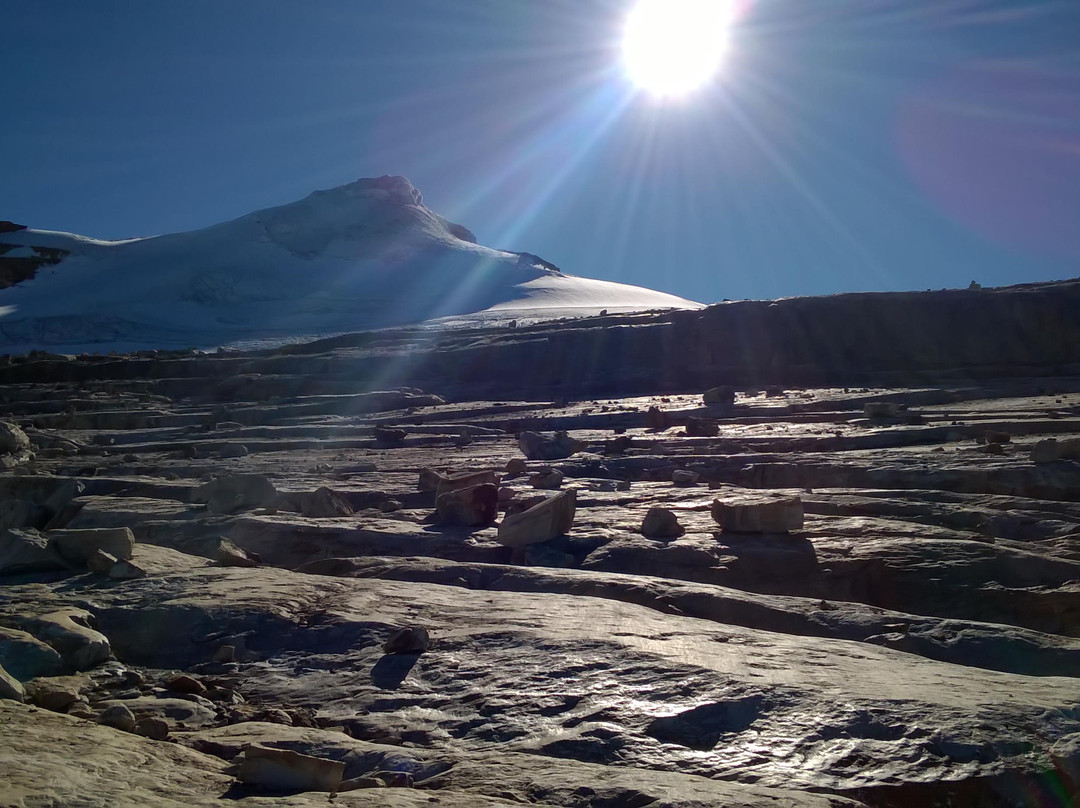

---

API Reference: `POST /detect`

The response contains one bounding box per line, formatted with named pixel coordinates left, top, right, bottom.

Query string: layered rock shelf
left=2, top=296, right=1080, bottom=806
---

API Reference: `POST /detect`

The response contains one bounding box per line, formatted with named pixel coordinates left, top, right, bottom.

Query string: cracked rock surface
left=1, top=312, right=1080, bottom=807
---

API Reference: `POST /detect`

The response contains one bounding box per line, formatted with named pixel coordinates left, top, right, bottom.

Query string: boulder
left=646, top=407, right=669, bottom=431
left=529, top=468, right=564, bottom=490
left=98, top=704, right=136, bottom=733
left=517, top=431, right=585, bottom=461
left=236, top=743, right=345, bottom=793
left=48, top=527, right=134, bottom=566
left=0, top=527, right=64, bottom=574
left=712, top=494, right=804, bottom=533
left=604, top=435, right=633, bottom=455
left=21, top=609, right=112, bottom=671
left=641, top=507, right=685, bottom=539
left=297, top=487, right=354, bottom=518
left=435, top=483, right=498, bottom=527
left=216, top=538, right=259, bottom=568
left=0, top=663, right=25, bottom=702
left=435, top=470, right=499, bottom=498
left=218, top=443, right=249, bottom=459
left=1031, top=439, right=1061, bottom=464
left=166, top=674, right=206, bottom=695
left=497, top=490, right=576, bottom=548
left=985, top=431, right=1012, bottom=444
left=672, top=470, right=700, bottom=486
left=505, top=458, right=529, bottom=476
left=383, top=626, right=431, bottom=654
left=703, top=386, right=736, bottom=406
left=418, top=468, right=445, bottom=492
left=136, top=717, right=170, bottom=740
left=0, top=626, right=64, bottom=680
left=26, top=677, right=83, bottom=712
left=192, top=474, right=277, bottom=514
left=0, top=422, right=30, bottom=455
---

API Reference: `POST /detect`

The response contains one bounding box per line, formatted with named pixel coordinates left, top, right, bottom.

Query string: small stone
left=166, top=674, right=206, bottom=695
left=604, top=435, right=633, bottom=455
left=983, top=442, right=1005, bottom=455
left=517, top=431, right=585, bottom=461
left=98, top=704, right=137, bottom=733
left=87, top=548, right=119, bottom=574
left=672, top=469, right=700, bottom=486
left=136, top=717, right=170, bottom=740
left=646, top=406, right=669, bottom=431
left=213, top=645, right=236, bottom=663
left=702, top=386, right=736, bottom=407
left=108, top=559, right=147, bottom=580
left=616, top=480, right=632, bottom=491
left=497, top=486, right=516, bottom=503
left=383, top=626, right=430, bottom=655
left=641, top=507, right=685, bottom=539
left=218, top=443, right=249, bottom=459
left=985, top=431, right=1011, bottom=444
left=505, top=458, right=529, bottom=476
left=684, top=417, right=719, bottom=438
left=216, top=539, right=259, bottom=568
left=379, top=499, right=403, bottom=513
left=373, top=427, right=407, bottom=448
left=528, top=468, right=564, bottom=490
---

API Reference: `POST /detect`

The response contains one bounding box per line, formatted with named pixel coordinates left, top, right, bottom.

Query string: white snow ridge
left=0, top=176, right=702, bottom=353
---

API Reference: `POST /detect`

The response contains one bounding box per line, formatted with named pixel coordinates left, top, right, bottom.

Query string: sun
left=622, top=0, right=735, bottom=98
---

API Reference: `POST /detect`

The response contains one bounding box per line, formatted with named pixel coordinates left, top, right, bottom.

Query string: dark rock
left=641, top=507, right=684, bottom=539
left=518, top=431, right=585, bottom=461
left=435, top=483, right=498, bottom=526
left=297, top=487, right=354, bottom=518
left=646, top=407, right=669, bottom=431
left=684, top=417, right=719, bottom=438
left=702, top=386, right=736, bottom=406
left=373, top=427, right=407, bottom=448
left=383, top=626, right=431, bottom=654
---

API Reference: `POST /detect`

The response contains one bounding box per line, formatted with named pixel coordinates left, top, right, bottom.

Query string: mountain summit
left=0, top=177, right=701, bottom=352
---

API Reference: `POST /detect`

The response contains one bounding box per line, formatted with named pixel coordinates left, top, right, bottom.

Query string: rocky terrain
left=2, top=289, right=1080, bottom=807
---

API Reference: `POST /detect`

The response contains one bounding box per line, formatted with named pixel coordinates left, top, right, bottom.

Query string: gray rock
left=21, top=609, right=112, bottom=671
left=641, top=507, right=685, bottom=540
left=528, top=468, right=564, bottom=490
left=193, top=474, right=277, bottom=514
left=712, top=494, right=804, bottom=533
left=26, top=677, right=83, bottom=712
left=297, top=487, right=354, bottom=518
left=383, top=626, right=431, bottom=654
left=237, top=743, right=345, bottom=793
left=0, top=527, right=64, bottom=574
left=373, top=427, right=407, bottom=448
left=218, top=443, right=249, bottom=459
left=435, top=470, right=499, bottom=498
left=0, top=422, right=30, bottom=455
left=216, top=538, right=259, bottom=568
left=684, top=417, right=719, bottom=438
left=48, top=527, right=135, bottom=566
left=0, top=626, right=64, bottom=681
left=0, top=663, right=25, bottom=702
left=98, top=704, right=136, bottom=733
left=498, top=490, right=576, bottom=548
left=672, top=469, right=700, bottom=486
left=702, top=386, right=736, bottom=406
left=87, top=548, right=119, bottom=574
left=1031, top=439, right=1060, bottom=463
left=518, top=431, right=585, bottom=461
left=436, top=483, right=498, bottom=527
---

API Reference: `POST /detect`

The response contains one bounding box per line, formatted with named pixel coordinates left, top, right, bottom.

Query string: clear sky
left=4, top=1, right=1079, bottom=304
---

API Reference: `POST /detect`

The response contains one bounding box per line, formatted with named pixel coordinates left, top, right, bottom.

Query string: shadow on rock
left=370, top=653, right=421, bottom=690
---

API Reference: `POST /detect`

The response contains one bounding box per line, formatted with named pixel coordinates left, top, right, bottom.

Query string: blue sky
left=4, top=1, right=1079, bottom=304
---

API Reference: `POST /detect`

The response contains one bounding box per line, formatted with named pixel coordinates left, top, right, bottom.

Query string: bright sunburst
left=622, top=0, right=734, bottom=98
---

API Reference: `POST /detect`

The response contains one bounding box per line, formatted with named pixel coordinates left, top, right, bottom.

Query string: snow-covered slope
left=0, top=177, right=701, bottom=353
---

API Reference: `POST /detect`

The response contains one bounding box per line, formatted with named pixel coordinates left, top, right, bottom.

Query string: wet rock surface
left=1, top=309, right=1080, bottom=806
